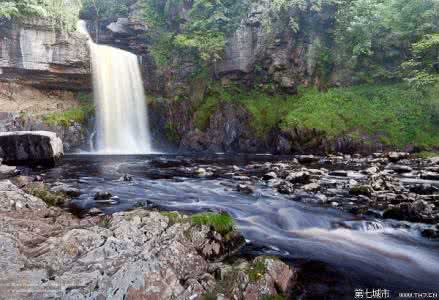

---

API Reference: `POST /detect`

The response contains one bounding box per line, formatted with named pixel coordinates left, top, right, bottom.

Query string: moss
left=24, top=183, right=69, bottom=207
left=191, top=82, right=439, bottom=148
left=43, top=104, right=94, bottom=127
left=160, top=211, right=182, bottom=226
left=165, top=122, right=180, bottom=141
left=416, top=151, right=439, bottom=159
left=350, top=185, right=371, bottom=196
left=201, top=293, right=217, bottom=300
left=190, top=212, right=234, bottom=235
left=75, top=91, right=93, bottom=103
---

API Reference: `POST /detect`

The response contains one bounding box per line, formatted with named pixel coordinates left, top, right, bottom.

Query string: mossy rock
left=24, top=182, right=69, bottom=207
left=190, top=212, right=235, bottom=235
left=350, top=185, right=372, bottom=196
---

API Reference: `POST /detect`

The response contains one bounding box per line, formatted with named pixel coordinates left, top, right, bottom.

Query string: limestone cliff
left=0, top=18, right=90, bottom=90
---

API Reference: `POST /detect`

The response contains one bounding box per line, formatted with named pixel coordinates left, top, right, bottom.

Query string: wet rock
left=88, top=207, right=104, bottom=216
left=232, top=175, right=251, bottom=181
left=277, top=181, right=295, bottom=194
left=94, top=191, right=113, bottom=200
left=387, top=152, right=409, bottom=162
left=411, top=200, right=434, bottom=215
left=0, top=164, right=19, bottom=179
left=302, top=182, right=320, bottom=192
left=328, top=170, right=349, bottom=177
left=409, top=184, right=439, bottom=195
left=237, top=184, right=255, bottom=194
left=420, top=171, right=439, bottom=181
left=364, top=166, right=379, bottom=175
left=383, top=200, right=434, bottom=222
left=350, top=185, right=372, bottom=196
left=262, top=172, right=277, bottom=181
left=119, top=174, right=133, bottom=182
left=286, top=171, right=310, bottom=184
left=428, top=157, right=439, bottom=165
left=422, top=226, right=439, bottom=240
left=50, top=183, right=81, bottom=197
left=387, top=164, right=413, bottom=174
left=297, top=155, right=319, bottom=164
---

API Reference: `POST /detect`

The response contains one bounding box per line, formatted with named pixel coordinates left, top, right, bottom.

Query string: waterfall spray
left=77, top=20, right=152, bottom=154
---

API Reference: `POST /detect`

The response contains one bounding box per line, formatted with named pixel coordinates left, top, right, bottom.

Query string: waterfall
left=77, top=21, right=153, bottom=154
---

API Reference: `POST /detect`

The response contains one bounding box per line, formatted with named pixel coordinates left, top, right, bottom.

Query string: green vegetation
left=194, top=82, right=439, bottom=149
left=98, top=215, right=112, bottom=228
left=247, top=258, right=267, bottom=282
left=24, top=183, right=69, bottom=206
left=43, top=104, right=94, bottom=127
left=415, top=151, right=439, bottom=159
left=75, top=91, right=93, bottom=103
left=0, top=0, right=82, bottom=31
left=141, top=0, right=248, bottom=69
left=190, top=212, right=234, bottom=235
left=160, top=211, right=182, bottom=225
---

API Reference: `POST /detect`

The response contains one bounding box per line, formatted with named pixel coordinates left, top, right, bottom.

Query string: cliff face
left=89, top=0, right=340, bottom=97
left=0, top=18, right=90, bottom=90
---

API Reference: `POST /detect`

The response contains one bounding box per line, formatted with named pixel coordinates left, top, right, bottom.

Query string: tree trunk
left=95, top=18, right=99, bottom=43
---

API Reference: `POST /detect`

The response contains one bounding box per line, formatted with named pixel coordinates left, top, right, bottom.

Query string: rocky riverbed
left=1, top=152, right=439, bottom=299
left=0, top=172, right=294, bottom=299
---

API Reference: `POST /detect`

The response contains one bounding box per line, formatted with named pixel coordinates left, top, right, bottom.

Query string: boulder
left=0, top=164, right=19, bottom=179
left=0, top=131, right=63, bottom=166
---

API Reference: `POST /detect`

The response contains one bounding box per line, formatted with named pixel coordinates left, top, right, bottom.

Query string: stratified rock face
left=0, top=18, right=90, bottom=90
left=0, top=131, right=63, bottom=166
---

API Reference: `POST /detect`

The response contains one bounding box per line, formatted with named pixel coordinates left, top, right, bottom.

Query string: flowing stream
left=35, top=154, right=439, bottom=299
left=77, top=21, right=152, bottom=154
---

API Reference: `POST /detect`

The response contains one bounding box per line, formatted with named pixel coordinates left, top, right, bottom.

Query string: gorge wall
left=0, top=1, right=423, bottom=154
left=0, top=18, right=92, bottom=151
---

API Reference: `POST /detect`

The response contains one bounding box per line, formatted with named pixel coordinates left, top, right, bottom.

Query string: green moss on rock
left=24, top=183, right=69, bottom=207
left=190, top=212, right=234, bottom=235
left=43, top=104, right=94, bottom=127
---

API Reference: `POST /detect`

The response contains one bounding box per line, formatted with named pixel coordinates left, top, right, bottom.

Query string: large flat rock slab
left=0, top=131, right=63, bottom=166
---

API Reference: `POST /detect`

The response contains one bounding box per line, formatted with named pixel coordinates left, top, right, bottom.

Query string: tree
left=80, top=0, right=130, bottom=42
left=402, top=33, right=439, bottom=90
left=0, top=0, right=82, bottom=31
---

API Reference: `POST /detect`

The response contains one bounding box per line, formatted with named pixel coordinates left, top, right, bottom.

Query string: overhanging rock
left=0, top=131, right=63, bottom=167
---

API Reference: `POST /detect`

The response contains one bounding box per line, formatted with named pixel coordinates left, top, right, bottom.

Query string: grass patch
left=416, top=151, right=439, bottom=159
left=190, top=212, right=234, bottom=235
left=24, top=183, right=69, bottom=207
left=248, top=259, right=267, bottom=282
left=75, top=91, right=93, bottom=103
left=98, top=216, right=112, bottom=229
left=43, top=104, right=94, bottom=127
left=192, top=82, right=439, bottom=148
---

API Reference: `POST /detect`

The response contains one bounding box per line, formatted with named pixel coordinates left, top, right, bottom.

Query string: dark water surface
left=33, top=154, right=439, bottom=299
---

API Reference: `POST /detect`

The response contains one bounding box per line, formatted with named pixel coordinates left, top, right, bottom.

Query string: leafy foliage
left=141, top=0, right=248, bottom=67
left=0, top=0, right=82, bottom=31
left=80, top=0, right=130, bottom=20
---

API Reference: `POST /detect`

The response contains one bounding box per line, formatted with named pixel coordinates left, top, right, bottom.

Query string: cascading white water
left=77, top=21, right=152, bottom=154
